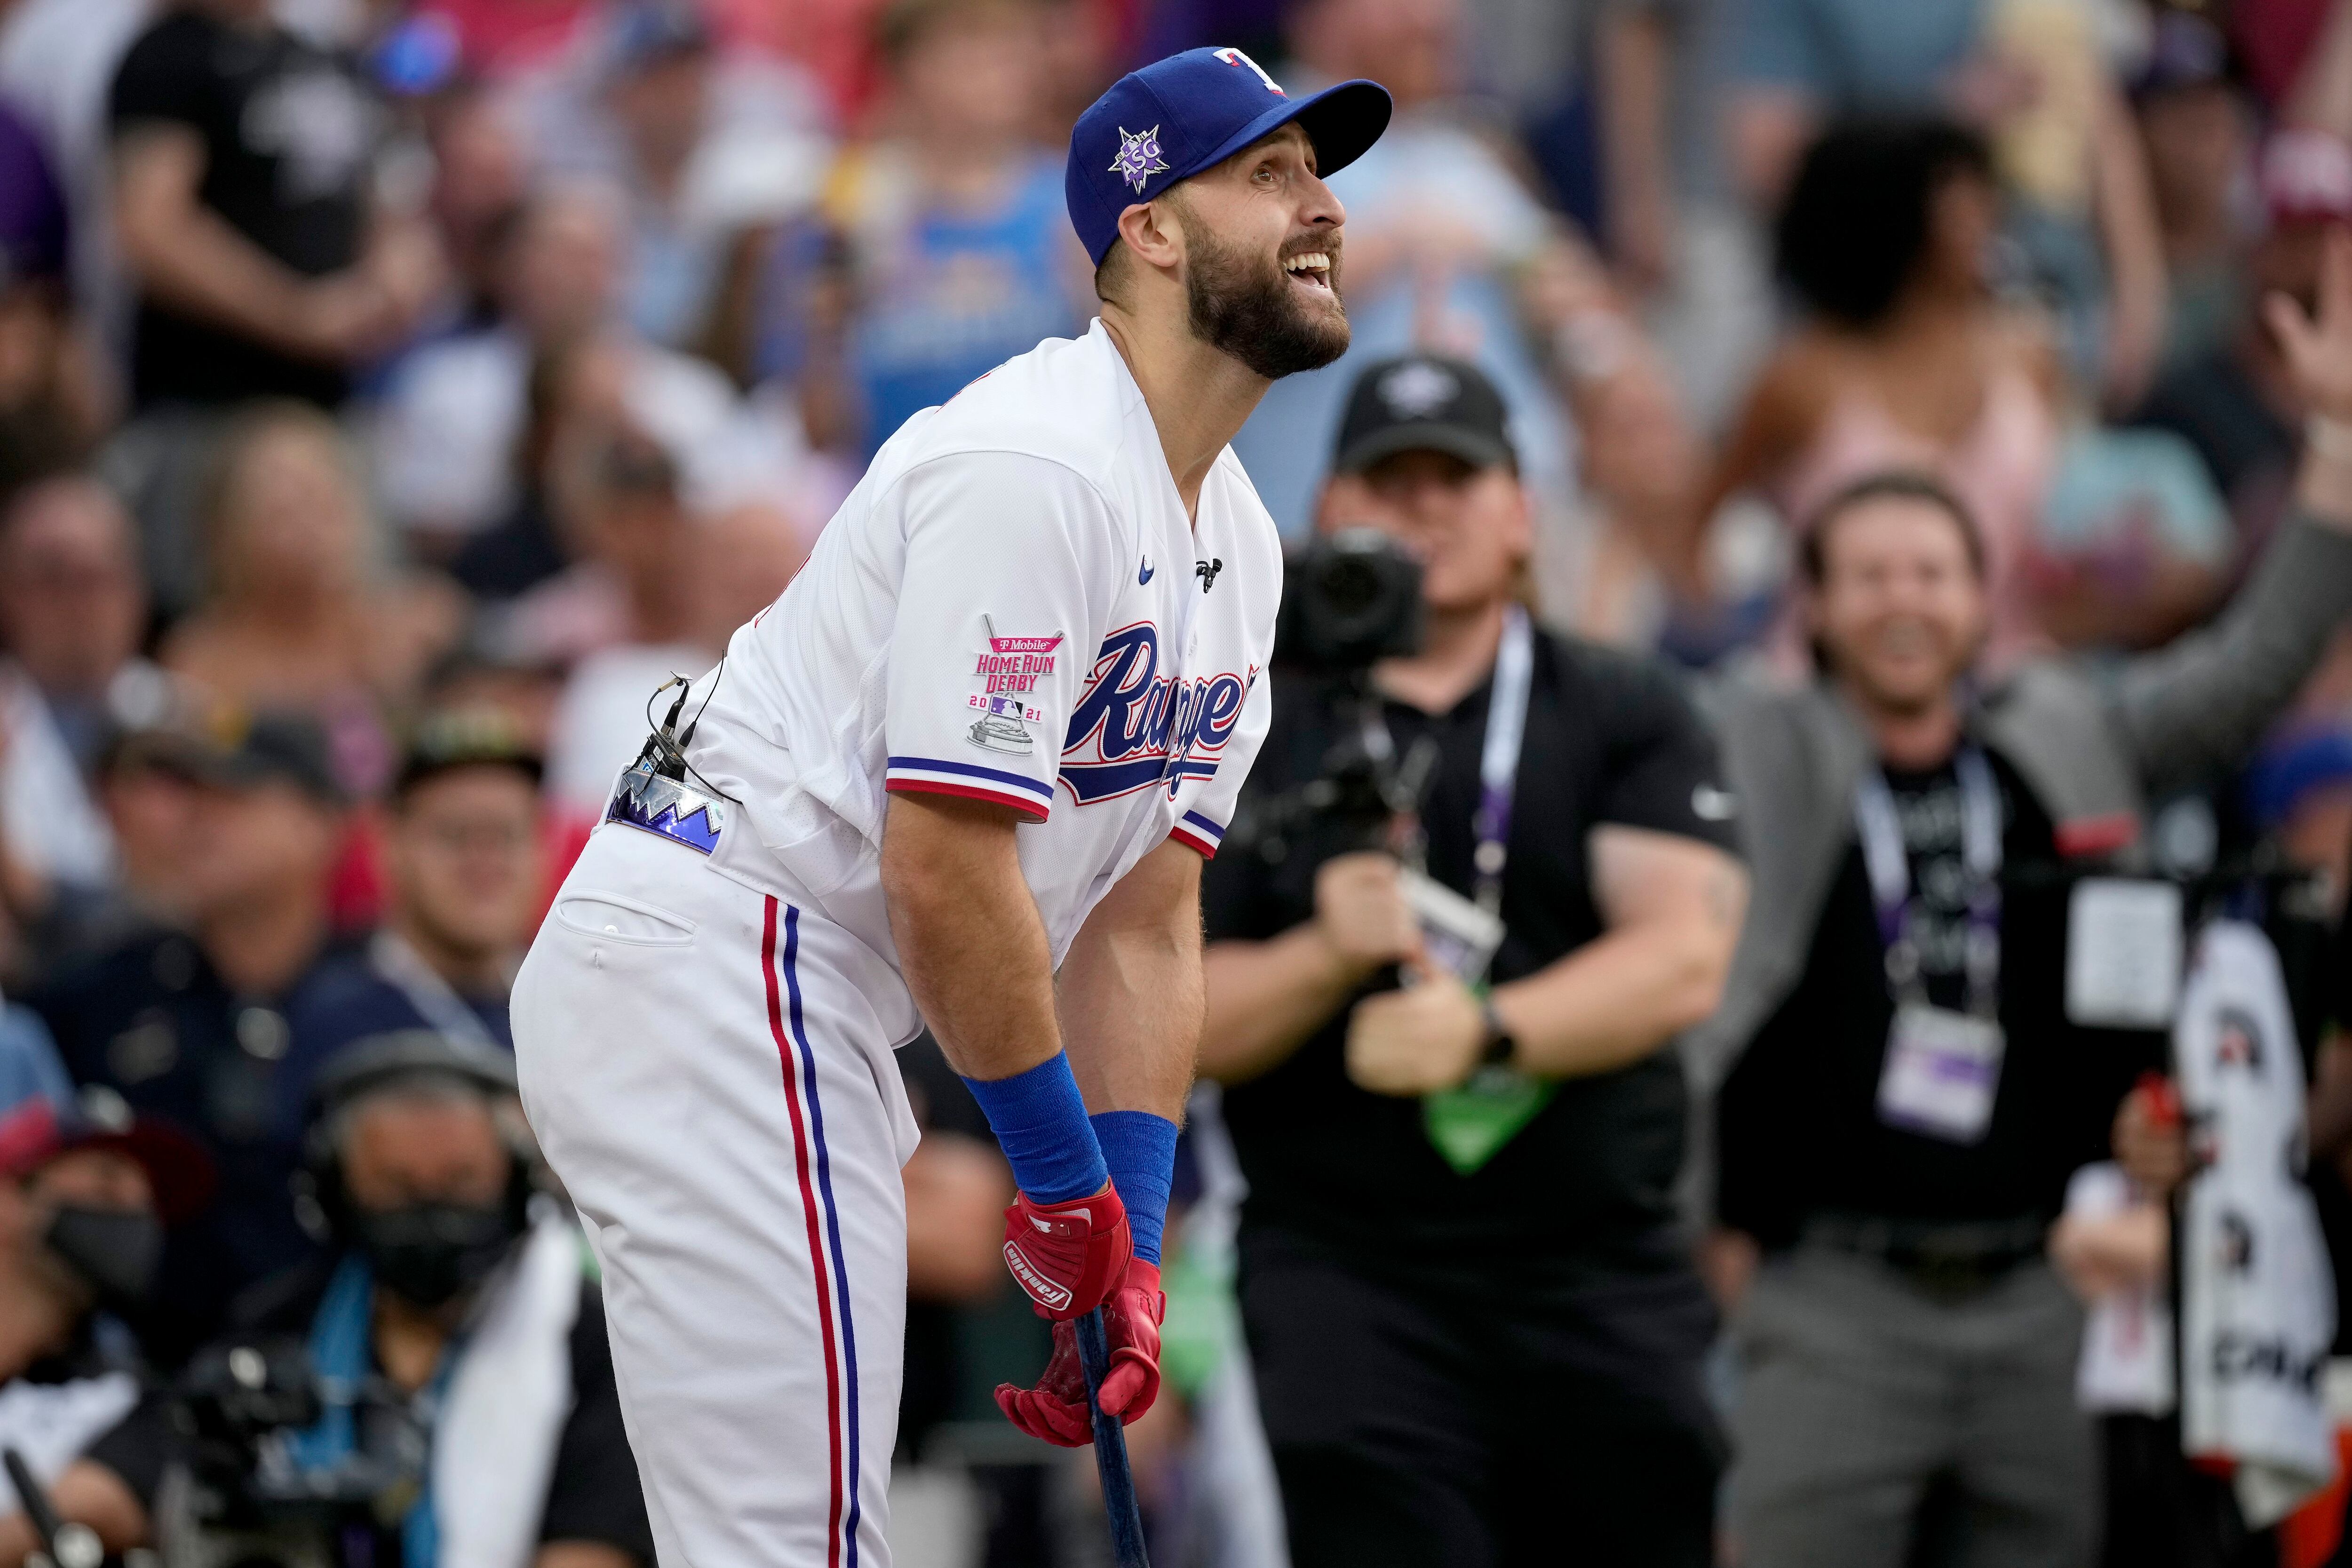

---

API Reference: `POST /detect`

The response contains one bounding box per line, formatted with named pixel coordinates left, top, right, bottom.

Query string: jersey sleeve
left=884, top=453, right=1123, bottom=821
left=109, top=21, right=209, bottom=134
left=1584, top=647, right=1743, bottom=855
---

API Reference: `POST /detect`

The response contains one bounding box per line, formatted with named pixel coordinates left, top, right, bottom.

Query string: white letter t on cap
left=1215, top=47, right=1285, bottom=94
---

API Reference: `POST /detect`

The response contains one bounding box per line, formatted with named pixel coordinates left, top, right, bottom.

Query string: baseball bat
left=1073, top=1307, right=1151, bottom=1567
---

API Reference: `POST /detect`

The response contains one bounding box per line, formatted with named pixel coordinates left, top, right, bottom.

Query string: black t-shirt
left=233, top=1255, right=655, bottom=1568
left=1715, top=749, right=2167, bottom=1243
left=1201, top=631, right=1740, bottom=1274
left=109, top=8, right=381, bottom=408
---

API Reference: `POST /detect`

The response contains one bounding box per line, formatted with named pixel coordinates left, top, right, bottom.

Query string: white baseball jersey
left=683, top=318, right=1282, bottom=973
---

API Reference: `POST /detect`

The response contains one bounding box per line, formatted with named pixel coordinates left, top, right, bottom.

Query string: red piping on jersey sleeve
left=885, top=777, right=1051, bottom=822
left=1168, top=822, right=1220, bottom=858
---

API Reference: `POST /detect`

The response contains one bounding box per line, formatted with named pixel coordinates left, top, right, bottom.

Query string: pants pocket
left=554, top=891, right=699, bottom=946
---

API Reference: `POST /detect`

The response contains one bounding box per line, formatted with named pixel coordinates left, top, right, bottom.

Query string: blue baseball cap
left=1066, top=48, right=1391, bottom=267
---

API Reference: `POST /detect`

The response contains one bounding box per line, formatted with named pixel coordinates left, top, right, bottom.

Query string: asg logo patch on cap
left=1111, top=126, right=1171, bottom=193
left=1379, top=361, right=1459, bottom=418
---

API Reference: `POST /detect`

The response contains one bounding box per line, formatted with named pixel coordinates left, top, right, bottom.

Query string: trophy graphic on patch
left=969, top=693, right=1038, bottom=754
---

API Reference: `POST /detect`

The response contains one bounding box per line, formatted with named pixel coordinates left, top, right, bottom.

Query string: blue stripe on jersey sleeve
left=885, top=756, right=1057, bottom=800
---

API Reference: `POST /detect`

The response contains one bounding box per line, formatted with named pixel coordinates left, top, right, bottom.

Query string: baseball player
left=511, top=48, right=1390, bottom=1568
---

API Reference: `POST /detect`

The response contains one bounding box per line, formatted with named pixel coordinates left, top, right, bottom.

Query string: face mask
left=352, top=1202, right=517, bottom=1310
left=43, top=1206, right=163, bottom=1307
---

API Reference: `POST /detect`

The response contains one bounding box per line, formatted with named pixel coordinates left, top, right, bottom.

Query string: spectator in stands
left=543, top=494, right=806, bottom=815
left=0, top=96, right=100, bottom=501
left=2135, top=131, right=2351, bottom=549
left=2131, top=11, right=2257, bottom=381
left=1694, top=226, right=2352, bottom=1566
left=0, top=480, right=155, bottom=919
left=1230, top=0, right=1609, bottom=534
left=104, top=0, right=443, bottom=610
left=755, top=0, right=1088, bottom=460
left=0, top=1011, right=214, bottom=1563
left=1722, top=0, right=2166, bottom=407
left=374, top=183, right=627, bottom=557
left=227, top=1033, right=653, bottom=1568
left=161, top=403, right=463, bottom=799
left=106, top=0, right=440, bottom=415
left=1201, top=354, right=1748, bottom=1567
left=1687, top=119, right=2067, bottom=668
left=30, top=710, right=353, bottom=1360
left=291, top=713, right=547, bottom=1097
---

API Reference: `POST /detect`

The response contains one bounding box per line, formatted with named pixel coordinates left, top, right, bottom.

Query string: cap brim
left=1335, top=423, right=1515, bottom=476
left=1182, top=78, right=1392, bottom=190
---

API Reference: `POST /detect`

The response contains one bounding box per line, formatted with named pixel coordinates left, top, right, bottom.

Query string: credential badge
left=1111, top=126, right=1170, bottom=193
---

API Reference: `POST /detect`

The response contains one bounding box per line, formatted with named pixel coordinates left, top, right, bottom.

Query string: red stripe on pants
left=763, top=898, right=846, bottom=1566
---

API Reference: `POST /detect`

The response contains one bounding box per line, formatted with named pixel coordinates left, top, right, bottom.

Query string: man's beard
left=1177, top=211, right=1350, bottom=380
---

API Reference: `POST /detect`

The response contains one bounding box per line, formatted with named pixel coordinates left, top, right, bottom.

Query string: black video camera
left=171, top=1336, right=429, bottom=1542
left=1273, top=529, right=1425, bottom=676
left=1232, top=530, right=1436, bottom=863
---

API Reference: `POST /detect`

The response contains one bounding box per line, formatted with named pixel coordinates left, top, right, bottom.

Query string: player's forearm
left=881, top=794, right=1065, bottom=1082
left=1058, top=841, right=1202, bottom=1121
left=1199, top=926, right=1361, bottom=1084
left=1493, top=916, right=1733, bottom=1080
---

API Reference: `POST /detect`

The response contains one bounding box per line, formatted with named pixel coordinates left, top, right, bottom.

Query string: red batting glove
left=1001, top=1184, right=1131, bottom=1321
left=994, top=1258, right=1164, bottom=1447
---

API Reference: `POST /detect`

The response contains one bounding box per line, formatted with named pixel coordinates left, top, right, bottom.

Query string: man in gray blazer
left=1695, top=231, right=2352, bottom=1568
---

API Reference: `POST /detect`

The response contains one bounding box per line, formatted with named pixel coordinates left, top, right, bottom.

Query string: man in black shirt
left=107, top=0, right=438, bottom=413
left=1200, top=354, right=1748, bottom=1568
left=1702, top=236, right=2352, bottom=1567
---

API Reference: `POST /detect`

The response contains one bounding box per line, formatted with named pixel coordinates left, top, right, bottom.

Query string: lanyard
left=1853, top=746, right=2002, bottom=1017
left=1470, top=605, right=1535, bottom=916
left=369, top=931, right=500, bottom=1053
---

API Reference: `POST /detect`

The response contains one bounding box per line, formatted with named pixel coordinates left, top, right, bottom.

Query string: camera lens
left=1321, top=556, right=1381, bottom=618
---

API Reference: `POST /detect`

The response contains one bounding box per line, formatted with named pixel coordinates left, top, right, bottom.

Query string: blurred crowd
left=8, top=0, right=2352, bottom=1560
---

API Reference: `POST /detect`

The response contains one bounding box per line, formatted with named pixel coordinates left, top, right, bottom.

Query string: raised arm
left=2112, top=227, right=2352, bottom=794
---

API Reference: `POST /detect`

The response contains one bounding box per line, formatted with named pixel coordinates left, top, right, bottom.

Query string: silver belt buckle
left=606, top=763, right=726, bottom=855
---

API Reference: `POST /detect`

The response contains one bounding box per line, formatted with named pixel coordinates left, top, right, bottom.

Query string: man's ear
left=1115, top=197, right=1184, bottom=276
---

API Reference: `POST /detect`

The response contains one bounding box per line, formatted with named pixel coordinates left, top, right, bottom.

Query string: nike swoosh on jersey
left=1138, top=557, right=1155, bottom=584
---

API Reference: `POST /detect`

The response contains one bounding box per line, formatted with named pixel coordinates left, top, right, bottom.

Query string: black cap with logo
left=1331, top=352, right=1517, bottom=476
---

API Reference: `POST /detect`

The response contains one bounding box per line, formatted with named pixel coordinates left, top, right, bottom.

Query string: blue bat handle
left=1073, top=1307, right=1151, bottom=1567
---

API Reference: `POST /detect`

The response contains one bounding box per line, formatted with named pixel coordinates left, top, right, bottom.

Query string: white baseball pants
left=514, top=821, right=922, bottom=1568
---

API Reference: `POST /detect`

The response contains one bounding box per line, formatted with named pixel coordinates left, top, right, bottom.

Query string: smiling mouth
left=1283, top=251, right=1334, bottom=291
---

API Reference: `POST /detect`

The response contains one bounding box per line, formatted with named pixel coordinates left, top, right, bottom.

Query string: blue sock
left=960, top=1053, right=1105, bottom=1204
left=1091, top=1111, right=1178, bottom=1265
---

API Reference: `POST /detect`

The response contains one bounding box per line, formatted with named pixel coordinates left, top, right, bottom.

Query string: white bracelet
left=2306, top=415, right=2352, bottom=464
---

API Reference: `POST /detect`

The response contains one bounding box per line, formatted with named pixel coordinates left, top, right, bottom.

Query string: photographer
left=1199, top=354, right=1749, bottom=1568
left=1697, top=232, right=2352, bottom=1566
left=0, top=1009, right=212, bottom=1565
left=205, top=1032, right=650, bottom=1568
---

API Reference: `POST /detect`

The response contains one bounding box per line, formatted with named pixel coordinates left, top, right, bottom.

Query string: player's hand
left=1344, top=961, right=1484, bottom=1096
left=1001, top=1183, right=1131, bottom=1321
left=1311, top=852, right=1421, bottom=981
left=994, top=1258, right=1164, bottom=1446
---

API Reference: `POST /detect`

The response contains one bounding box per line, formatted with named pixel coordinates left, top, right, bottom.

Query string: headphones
left=293, top=1030, right=536, bottom=1244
